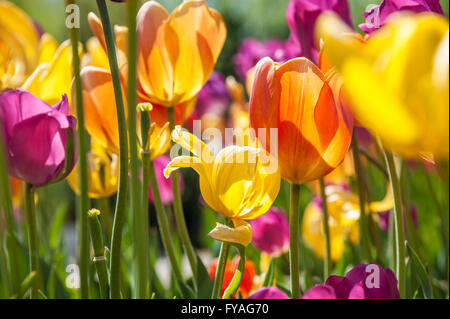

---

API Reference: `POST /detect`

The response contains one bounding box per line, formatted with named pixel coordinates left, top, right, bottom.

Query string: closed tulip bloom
left=359, top=0, right=443, bottom=34
left=317, top=13, right=449, bottom=159
left=0, top=89, right=76, bottom=188
left=303, top=264, right=400, bottom=299
left=164, top=127, right=281, bottom=246
left=303, top=184, right=393, bottom=261
left=249, top=57, right=353, bottom=184
left=0, top=1, right=40, bottom=89
left=286, top=0, right=352, bottom=62
left=67, top=139, right=119, bottom=199
left=250, top=207, right=289, bottom=257
left=136, top=0, right=227, bottom=106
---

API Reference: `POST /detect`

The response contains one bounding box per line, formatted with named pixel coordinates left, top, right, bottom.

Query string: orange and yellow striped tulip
left=136, top=0, right=227, bottom=107
left=249, top=57, right=354, bottom=184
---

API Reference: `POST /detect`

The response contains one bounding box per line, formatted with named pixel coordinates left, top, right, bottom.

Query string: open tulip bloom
left=0, top=0, right=448, bottom=303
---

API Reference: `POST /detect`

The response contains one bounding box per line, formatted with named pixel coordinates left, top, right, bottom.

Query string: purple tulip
left=248, top=287, right=290, bottom=299
left=149, top=155, right=183, bottom=205
left=194, top=71, right=230, bottom=119
left=302, top=264, right=400, bottom=299
left=359, top=0, right=444, bottom=34
left=250, top=207, right=290, bottom=257
left=0, top=89, right=76, bottom=188
left=286, top=0, right=352, bottom=62
left=378, top=205, right=419, bottom=232
left=233, top=38, right=300, bottom=81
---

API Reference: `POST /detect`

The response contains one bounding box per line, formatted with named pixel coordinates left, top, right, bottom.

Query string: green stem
left=223, top=245, right=246, bottom=299
left=319, top=178, right=332, bottom=280
left=289, top=183, right=301, bottom=299
left=0, top=139, right=21, bottom=296
left=148, top=160, right=184, bottom=284
left=125, top=0, right=148, bottom=299
left=96, top=0, right=129, bottom=299
left=382, top=147, right=406, bottom=298
left=97, top=198, right=112, bottom=243
left=423, top=163, right=449, bottom=256
left=351, top=132, right=373, bottom=262
left=140, top=111, right=152, bottom=298
left=167, top=107, right=197, bottom=282
left=211, top=218, right=232, bottom=299
left=262, top=257, right=275, bottom=287
left=88, top=210, right=109, bottom=299
left=24, top=183, right=39, bottom=299
left=67, top=0, right=90, bottom=298
left=0, top=215, right=12, bottom=296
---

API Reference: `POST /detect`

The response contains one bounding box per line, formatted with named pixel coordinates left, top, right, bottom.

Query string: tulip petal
left=208, top=219, right=252, bottom=247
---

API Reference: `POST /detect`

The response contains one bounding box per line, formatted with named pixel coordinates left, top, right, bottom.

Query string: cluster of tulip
left=0, top=0, right=448, bottom=300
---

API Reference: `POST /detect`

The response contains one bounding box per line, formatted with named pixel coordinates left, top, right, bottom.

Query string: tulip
left=208, top=256, right=256, bottom=298
left=148, top=155, right=183, bottom=205
left=359, top=0, right=444, bottom=34
left=248, top=287, right=290, bottom=299
left=316, top=13, right=449, bottom=159
left=286, top=0, right=352, bottom=62
left=136, top=0, right=227, bottom=107
left=233, top=38, right=300, bottom=82
left=303, top=184, right=393, bottom=261
left=164, top=126, right=281, bottom=247
left=0, top=1, right=40, bottom=89
left=249, top=57, right=354, bottom=184
left=23, top=40, right=83, bottom=106
left=302, top=263, right=400, bottom=299
left=249, top=207, right=289, bottom=257
left=0, top=89, right=76, bottom=188
left=67, top=138, right=119, bottom=199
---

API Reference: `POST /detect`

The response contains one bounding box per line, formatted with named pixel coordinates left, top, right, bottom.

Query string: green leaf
left=49, top=202, right=68, bottom=250
left=262, top=258, right=275, bottom=287
left=194, top=255, right=213, bottom=299
left=407, top=242, right=433, bottom=299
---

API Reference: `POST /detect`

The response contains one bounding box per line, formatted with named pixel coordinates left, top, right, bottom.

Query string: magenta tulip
left=302, top=264, right=400, bottom=299
left=250, top=207, right=290, bottom=257
left=149, top=155, right=183, bottom=205
left=248, top=287, right=290, bottom=299
left=0, top=89, right=76, bottom=188
left=233, top=38, right=300, bottom=81
left=286, top=0, right=352, bottom=62
left=359, top=0, right=444, bottom=34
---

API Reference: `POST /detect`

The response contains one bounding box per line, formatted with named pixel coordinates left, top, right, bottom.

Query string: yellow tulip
left=303, top=183, right=393, bottom=261
left=164, top=127, right=281, bottom=246
left=67, top=139, right=119, bottom=199
left=23, top=40, right=83, bottom=105
left=316, top=12, right=449, bottom=159
left=0, top=0, right=40, bottom=89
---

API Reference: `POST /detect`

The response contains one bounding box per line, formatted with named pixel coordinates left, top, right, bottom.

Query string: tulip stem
left=125, top=0, right=148, bottom=299
left=97, top=198, right=112, bottom=243
left=289, top=183, right=301, bottom=299
left=382, top=147, right=406, bottom=298
left=167, top=107, right=198, bottom=283
left=211, top=219, right=232, bottom=299
left=0, top=138, right=21, bottom=296
left=319, top=178, right=332, bottom=280
left=148, top=159, right=185, bottom=287
left=96, top=0, right=129, bottom=299
left=24, top=183, right=39, bottom=299
left=88, top=210, right=109, bottom=299
left=351, top=132, right=373, bottom=262
left=222, top=244, right=246, bottom=299
left=67, top=0, right=90, bottom=299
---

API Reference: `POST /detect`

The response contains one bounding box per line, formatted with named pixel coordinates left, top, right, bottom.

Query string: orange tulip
left=136, top=0, right=227, bottom=107
left=81, top=11, right=198, bottom=155
left=249, top=57, right=353, bottom=184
